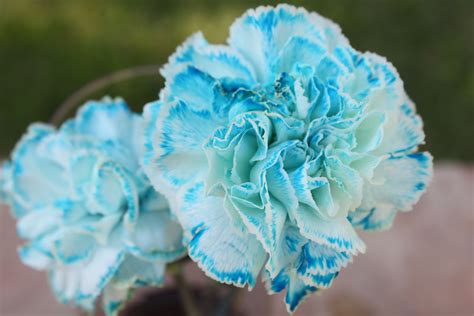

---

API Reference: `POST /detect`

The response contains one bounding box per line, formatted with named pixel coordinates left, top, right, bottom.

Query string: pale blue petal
left=162, top=66, right=219, bottom=111
left=142, top=100, right=218, bottom=198
left=349, top=205, right=397, bottom=231
left=125, top=209, right=186, bottom=262
left=16, top=205, right=60, bottom=240
left=265, top=222, right=305, bottom=278
left=18, top=242, right=53, bottom=270
left=295, top=242, right=350, bottom=289
left=228, top=4, right=347, bottom=84
left=102, top=284, right=131, bottom=316
left=296, top=242, right=351, bottom=276
left=53, top=233, right=96, bottom=265
left=49, top=247, right=124, bottom=308
left=354, top=112, right=386, bottom=153
left=275, top=36, right=326, bottom=74
left=376, top=100, right=425, bottom=155
left=161, top=32, right=256, bottom=84
left=265, top=157, right=299, bottom=213
left=101, top=256, right=167, bottom=315
left=72, top=97, right=137, bottom=149
left=265, top=268, right=318, bottom=313
left=10, top=124, right=70, bottom=208
left=291, top=204, right=365, bottom=255
left=177, top=181, right=266, bottom=288
left=362, top=152, right=433, bottom=213
left=68, top=213, right=123, bottom=245
left=112, top=255, right=166, bottom=288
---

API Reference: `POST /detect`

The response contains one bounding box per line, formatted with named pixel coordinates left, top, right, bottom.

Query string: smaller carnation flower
left=0, top=98, right=186, bottom=315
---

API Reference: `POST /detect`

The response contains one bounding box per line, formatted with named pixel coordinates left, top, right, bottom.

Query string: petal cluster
left=0, top=98, right=186, bottom=315
left=143, top=4, right=433, bottom=312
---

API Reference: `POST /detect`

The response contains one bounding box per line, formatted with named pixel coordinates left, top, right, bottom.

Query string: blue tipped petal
left=163, top=66, right=218, bottom=111
left=125, top=208, right=186, bottom=262
left=142, top=100, right=220, bottom=198
left=354, top=112, right=385, bottom=153
left=292, top=205, right=366, bottom=255
left=376, top=100, right=425, bottom=155
left=349, top=205, right=397, bottom=231
left=49, top=247, right=124, bottom=308
left=18, top=242, right=53, bottom=270
left=228, top=4, right=346, bottom=84
left=112, top=255, right=166, bottom=288
left=362, top=152, right=433, bottom=212
left=161, top=32, right=256, bottom=85
left=73, top=98, right=133, bottom=142
left=296, top=242, right=352, bottom=276
left=295, top=242, right=349, bottom=289
left=102, top=284, right=130, bottom=316
left=53, top=233, right=97, bottom=265
left=16, top=205, right=60, bottom=240
left=266, top=268, right=318, bottom=313
left=178, top=181, right=266, bottom=288
left=275, top=36, right=326, bottom=74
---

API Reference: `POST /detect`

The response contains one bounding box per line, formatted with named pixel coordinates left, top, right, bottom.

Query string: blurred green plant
left=0, top=0, right=472, bottom=160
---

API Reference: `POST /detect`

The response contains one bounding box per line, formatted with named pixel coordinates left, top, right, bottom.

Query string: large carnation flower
left=143, top=4, right=433, bottom=312
left=0, top=98, right=186, bottom=315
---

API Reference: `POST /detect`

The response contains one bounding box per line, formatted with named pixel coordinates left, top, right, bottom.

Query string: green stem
left=50, top=64, right=160, bottom=126
left=170, top=261, right=202, bottom=316
left=213, top=286, right=240, bottom=316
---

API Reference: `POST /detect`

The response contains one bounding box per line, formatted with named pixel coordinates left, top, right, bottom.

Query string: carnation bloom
left=0, top=98, right=185, bottom=315
left=143, top=4, right=433, bottom=312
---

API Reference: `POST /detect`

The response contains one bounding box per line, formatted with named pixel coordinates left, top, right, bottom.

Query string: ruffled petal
left=275, top=36, right=326, bottom=74
left=9, top=124, right=70, bottom=208
left=177, top=181, right=266, bottom=288
left=161, top=32, right=256, bottom=85
left=53, top=233, right=97, bottom=265
left=265, top=269, right=318, bottom=313
left=291, top=204, right=365, bottom=255
left=162, top=66, right=219, bottom=112
left=125, top=209, right=186, bottom=262
left=102, top=284, right=131, bottom=316
left=142, top=100, right=219, bottom=199
left=295, top=242, right=350, bottom=289
left=70, top=97, right=144, bottom=164
left=296, top=242, right=352, bottom=276
left=18, top=242, right=53, bottom=270
left=49, top=247, right=124, bottom=309
left=362, top=152, right=433, bottom=212
left=228, top=4, right=347, bottom=84
left=265, top=222, right=305, bottom=278
left=16, top=205, right=60, bottom=240
left=349, top=205, right=397, bottom=231
left=376, top=100, right=425, bottom=155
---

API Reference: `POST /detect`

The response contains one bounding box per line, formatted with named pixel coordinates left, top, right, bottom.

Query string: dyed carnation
left=0, top=98, right=186, bottom=315
left=142, top=4, right=433, bottom=312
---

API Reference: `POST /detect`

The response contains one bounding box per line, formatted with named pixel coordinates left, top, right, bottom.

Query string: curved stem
left=50, top=64, right=160, bottom=126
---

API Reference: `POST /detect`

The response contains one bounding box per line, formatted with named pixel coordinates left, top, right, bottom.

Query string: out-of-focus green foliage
left=0, top=0, right=473, bottom=160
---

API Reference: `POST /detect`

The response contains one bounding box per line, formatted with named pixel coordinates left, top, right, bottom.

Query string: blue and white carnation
left=143, top=4, right=433, bottom=312
left=0, top=98, right=186, bottom=315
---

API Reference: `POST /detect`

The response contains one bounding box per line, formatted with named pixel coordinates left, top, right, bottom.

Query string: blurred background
left=0, top=1, right=473, bottom=316
left=0, top=0, right=473, bottom=160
